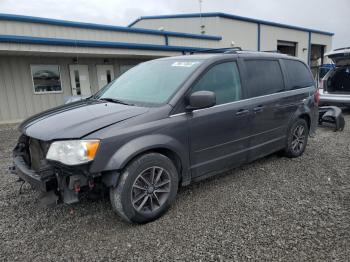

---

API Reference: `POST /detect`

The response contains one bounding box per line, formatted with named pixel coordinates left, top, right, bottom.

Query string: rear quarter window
left=244, top=60, right=285, bottom=98
left=283, top=59, right=315, bottom=90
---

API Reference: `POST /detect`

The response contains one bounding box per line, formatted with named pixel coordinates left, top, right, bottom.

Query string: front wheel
left=283, top=118, right=309, bottom=158
left=110, top=153, right=178, bottom=224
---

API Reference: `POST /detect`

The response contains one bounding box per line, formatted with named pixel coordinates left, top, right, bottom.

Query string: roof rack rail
left=261, top=50, right=281, bottom=53
left=189, top=47, right=242, bottom=55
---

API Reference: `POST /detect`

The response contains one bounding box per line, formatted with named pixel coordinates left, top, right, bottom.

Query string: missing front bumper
left=11, top=156, right=55, bottom=192
left=10, top=156, right=83, bottom=206
left=318, top=106, right=345, bottom=131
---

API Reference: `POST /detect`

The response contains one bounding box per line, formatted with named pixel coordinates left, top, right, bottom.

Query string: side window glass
left=284, top=59, right=315, bottom=90
left=191, top=62, right=242, bottom=105
left=245, top=60, right=285, bottom=98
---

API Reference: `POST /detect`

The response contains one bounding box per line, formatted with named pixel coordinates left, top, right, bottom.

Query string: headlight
left=46, top=140, right=100, bottom=165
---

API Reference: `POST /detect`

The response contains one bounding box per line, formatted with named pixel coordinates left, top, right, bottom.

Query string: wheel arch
left=298, top=113, right=311, bottom=130
left=288, top=105, right=313, bottom=133
left=103, top=134, right=190, bottom=185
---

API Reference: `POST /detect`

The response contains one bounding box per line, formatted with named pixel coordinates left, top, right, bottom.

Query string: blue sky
left=0, top=0, right=348, bottom=48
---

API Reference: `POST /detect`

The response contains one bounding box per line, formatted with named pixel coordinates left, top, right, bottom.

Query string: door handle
left=235, top=109, right=249, bottom=116
left=253, top=105, right=264, bottom=113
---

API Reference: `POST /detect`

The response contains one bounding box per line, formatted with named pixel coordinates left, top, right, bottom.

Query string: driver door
left=188, top=61, right=251, bottom=178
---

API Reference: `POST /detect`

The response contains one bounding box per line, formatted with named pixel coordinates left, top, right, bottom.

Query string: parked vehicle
left=10, top=51, right=318, bottom=223
left=319, top=47, right=350, bottom=107
left=317, top=64, right=335, bottom=87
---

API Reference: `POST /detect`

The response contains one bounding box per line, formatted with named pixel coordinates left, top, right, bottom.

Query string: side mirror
left=186, top=91, right=216, bottom=110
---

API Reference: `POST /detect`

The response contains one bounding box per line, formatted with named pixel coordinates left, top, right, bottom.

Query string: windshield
left=95, top=59, right=203, bottom=106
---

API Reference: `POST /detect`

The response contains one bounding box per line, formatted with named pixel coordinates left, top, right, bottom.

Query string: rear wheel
left=110, top=153, right=178, bottom=224
left=283, top=118, right=309, bottom=158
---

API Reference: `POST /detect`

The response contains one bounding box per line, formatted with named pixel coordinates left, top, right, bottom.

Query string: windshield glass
left=95, top=59, right=203, bottom=106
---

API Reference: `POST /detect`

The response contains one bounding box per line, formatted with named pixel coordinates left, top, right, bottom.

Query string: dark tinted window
left=245, top=60, right=284, bottom=98
left=284, top=59, right=314, bottom=90
left=192, top=62, right=241, bottom=105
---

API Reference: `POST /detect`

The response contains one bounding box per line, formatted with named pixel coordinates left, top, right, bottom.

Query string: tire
left=109, top=153, right=178, bottom=224
left=283, top=118, right=309, bottom=158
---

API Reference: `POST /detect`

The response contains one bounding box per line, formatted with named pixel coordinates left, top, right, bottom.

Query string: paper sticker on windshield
left=172, top=61, right=200, bottom=67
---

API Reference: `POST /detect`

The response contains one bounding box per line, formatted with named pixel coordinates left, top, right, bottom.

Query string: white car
left=320, top=47, right=350, bottom=107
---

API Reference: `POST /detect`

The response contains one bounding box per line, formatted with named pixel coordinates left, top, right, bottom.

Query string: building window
left=106, top=69, right=112, bottom=83
left=277, top=40, right=297, bottom=56
left=31, top=65, right=62, bottom=94
left=74, top=70, right=81, bottom=95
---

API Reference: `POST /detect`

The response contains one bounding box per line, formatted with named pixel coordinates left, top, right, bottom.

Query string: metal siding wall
left=132, top=17, right=259, bottom=49
left=0, top=59, right=13, bottom=121
left=0, top=56, right=72, bottom=122
left=217, top=18, right=258, bottom=49
left=168, top=37, right=219, bottom=48
left=0, top=43, right=182, bottom=57
left=132, top=18, right=200, bottom=32
left=132, top=17, right=221, bottom=36
left=0, top=55, right=149, bottom=123
left=311, top=33, right=333, bottom=60
left=260, top=25, right=309, bottom=62
left=0, top=21, right=165, bottom=45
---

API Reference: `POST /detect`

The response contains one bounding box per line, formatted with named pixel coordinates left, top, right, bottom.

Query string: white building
left=0, top=12, right=333, bottom=123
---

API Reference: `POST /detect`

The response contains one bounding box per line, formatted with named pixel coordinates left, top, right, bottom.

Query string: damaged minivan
left=10, top=51, right=318, bottom=223
left=320, top=47, right=350, bottom=106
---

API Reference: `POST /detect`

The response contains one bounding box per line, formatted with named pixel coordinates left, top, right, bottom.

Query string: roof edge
left=128, top=12, right=334, bottom=36
left=0, top=34, right=212, bottom=52
left=0, top=13, right=222, bottom=41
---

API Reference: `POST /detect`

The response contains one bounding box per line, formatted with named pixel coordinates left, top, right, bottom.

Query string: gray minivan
left=11, top=51, right=318, bottom=223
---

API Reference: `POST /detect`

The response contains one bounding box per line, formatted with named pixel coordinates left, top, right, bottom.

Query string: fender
left=287, top=99, right=317, bottom=137
left=104, top=134, right=191, bottom=184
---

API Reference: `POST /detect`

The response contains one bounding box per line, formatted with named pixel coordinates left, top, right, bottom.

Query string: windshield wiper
left=99, top=97, right=134, bottom=106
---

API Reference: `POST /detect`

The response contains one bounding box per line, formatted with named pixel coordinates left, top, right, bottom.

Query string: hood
left=325, top=48, right=350, bottom=66
left=19, top=99, right=149, bottom=141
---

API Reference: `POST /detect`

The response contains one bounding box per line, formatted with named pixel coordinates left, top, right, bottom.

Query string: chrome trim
left=169, top=112, right=187, bottom=118
left=169, top=86, right=315, bottom=117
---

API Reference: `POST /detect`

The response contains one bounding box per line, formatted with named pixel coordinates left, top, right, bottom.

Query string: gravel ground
left=0, top=114, right=349, bottom=262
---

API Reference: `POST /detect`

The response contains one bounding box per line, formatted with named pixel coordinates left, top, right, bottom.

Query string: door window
left=283, top=59, right=315, bottom=90
left=191, top=62, right=242, bottom=105
left=245, top=60, right=284, bottom=98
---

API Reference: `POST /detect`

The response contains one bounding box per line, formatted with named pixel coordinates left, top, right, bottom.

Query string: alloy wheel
left=291, top=125, right=306, bottom=154
left=131, top=166, right=171, bottom=214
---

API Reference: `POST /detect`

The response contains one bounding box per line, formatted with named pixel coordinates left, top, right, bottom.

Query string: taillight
left=315, top=89, right=320, bottom=106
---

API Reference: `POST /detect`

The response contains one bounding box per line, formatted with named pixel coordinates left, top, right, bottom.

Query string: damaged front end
left=10, top=135, right=116, bottom=207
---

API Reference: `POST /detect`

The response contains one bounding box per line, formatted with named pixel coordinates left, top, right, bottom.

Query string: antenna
left=198, top=0, right=205, bottom=34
